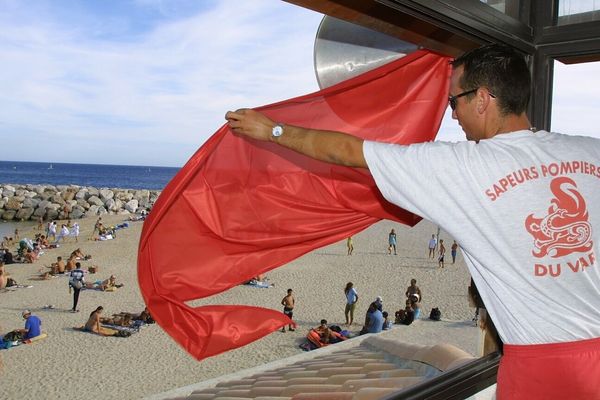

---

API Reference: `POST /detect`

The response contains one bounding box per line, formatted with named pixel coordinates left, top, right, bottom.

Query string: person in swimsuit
left=280, top=288, right=295, bottom=332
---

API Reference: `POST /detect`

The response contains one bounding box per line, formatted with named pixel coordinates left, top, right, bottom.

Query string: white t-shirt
left=364, top=130, right=600, bottom=345
left=428, top=237, right=437, bottom=249
left=346, top=287, right=358, bottom=304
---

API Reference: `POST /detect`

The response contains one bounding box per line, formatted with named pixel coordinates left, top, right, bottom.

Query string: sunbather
left=65, top=256, right=76, bottom=272
left=70, top=248, right=90, bottom=260
left=47, top=256, right=66, bottom=275
left=85, top=275, right=123, bottom=291
left=84, top=306, right=110, bottom=336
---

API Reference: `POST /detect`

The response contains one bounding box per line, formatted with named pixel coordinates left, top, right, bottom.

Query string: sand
left=0, top=215, right=479, bottom=399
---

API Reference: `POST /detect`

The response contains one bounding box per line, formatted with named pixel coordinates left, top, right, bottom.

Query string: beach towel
left=73, top=326, right=121, bottom=336
left=138, top=50, right=451, bottom=360
left=1, top=284, right=33, bottom=292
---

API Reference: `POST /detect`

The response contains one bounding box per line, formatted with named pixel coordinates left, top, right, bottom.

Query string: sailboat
left=48, top=164, right=53, bottom=170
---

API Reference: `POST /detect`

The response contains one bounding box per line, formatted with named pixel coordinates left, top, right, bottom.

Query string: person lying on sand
left=102, top=307, right=154, bottom=326
left=100, top=313, right=132, bottom=327
left=85, top=275, right=124, bottom=291
left=70, top=248, right=91, bottom=260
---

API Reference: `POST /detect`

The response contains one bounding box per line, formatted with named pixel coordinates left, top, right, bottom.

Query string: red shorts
left=497, top=337, right=600, bottom=400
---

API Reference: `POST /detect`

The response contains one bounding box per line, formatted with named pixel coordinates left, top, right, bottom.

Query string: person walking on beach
left=48, top=221, right=57, bottom=242
left=56, top=224, right=70, bottom=244
left=427, top=234, right=437, bottom=259
left=344, top=282, right=359, bottom=326
left=451, top=240, right=459, bottom=264
left=70, top=223, right=80, bottom=243
left=90, top=217, right=102, bottom=240
left=280, top=288, right=295, bottom=332
left=388, top=228, right=397, bottom=255
left=225, top=43, right=600, bottom=398
left=346, top=236, right=354, bottom=255
left=69, top=262, right=85, bottom=313
left=438, top=239, right=446, bottom=268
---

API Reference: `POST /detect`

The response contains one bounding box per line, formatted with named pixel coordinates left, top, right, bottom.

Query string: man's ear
left=477, top=88, right=493, bottom=114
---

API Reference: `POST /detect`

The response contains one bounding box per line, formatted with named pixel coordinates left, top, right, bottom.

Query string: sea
left=0, top=160, right=180, bottom=238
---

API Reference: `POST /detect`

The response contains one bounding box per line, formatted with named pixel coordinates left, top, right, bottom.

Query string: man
left=438, top=239, right=446, bottom=268
left=18, top=310, right=42, bottom=340
left=405, top=279, right=422, bottom=306
left=360, top=302, right=384, bottom=334
left=226, top=44, right=600, bottom=399
left=373, top=295, right=383, bottom=312
left=366, top=303, right=384, bottom=334
left=280, top=288, right=295, bottom=332
left=49, top=256, right=65, bottom=275
left=90, top=217, right=102, bottom=240
left=451, top=240, right=459, bottom=264
left=69, top=262, right=86, bottom=312
left=428, top=234, right=437, bottom=259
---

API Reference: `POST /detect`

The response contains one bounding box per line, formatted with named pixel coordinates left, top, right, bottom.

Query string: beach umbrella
left=138, top=49, right=451, bottom=360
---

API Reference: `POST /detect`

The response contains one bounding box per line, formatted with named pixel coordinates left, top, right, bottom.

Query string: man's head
left=287, top=289, right=293, bottom=295
left=75, top=262, right=81, bottom=268
left=376, top=296, right=383, bottom=303
left=450, top=44, right=530, bottom=139
left=320, top=319, right=327, bottom=326
left=410, top=278, right=417, bottom=286
left=22, top=310, right=31, bottom=319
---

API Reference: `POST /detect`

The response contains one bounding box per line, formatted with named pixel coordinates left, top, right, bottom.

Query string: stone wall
left=0, top=184, right=160, bottom=221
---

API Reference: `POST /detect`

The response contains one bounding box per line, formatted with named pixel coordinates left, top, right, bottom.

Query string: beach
left=1, top=214, right=479, bottom=399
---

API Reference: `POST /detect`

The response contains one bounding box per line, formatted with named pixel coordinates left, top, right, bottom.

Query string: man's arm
left=225, top=109, right=367, bottom=169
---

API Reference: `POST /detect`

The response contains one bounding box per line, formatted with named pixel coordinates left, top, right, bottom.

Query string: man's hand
left=225, top=109, right=274, bottom=142
left=224, top=108, right=368, bottom=169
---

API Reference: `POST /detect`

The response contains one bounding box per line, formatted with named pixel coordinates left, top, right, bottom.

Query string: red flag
left=138, top=50, right=451, bottom=360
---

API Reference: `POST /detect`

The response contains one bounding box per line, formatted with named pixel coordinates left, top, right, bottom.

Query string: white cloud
left=0, top=0, right=323, bottom=166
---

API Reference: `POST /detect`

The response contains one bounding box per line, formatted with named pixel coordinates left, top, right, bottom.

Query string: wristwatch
left=272, top=123, right=284, bottom=138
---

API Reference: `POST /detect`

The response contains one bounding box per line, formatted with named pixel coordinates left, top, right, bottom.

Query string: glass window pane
left=479, top=0, right=521, bottom=19
left=551, top=60, right=600, bottom=139
left=558, top=0, right=600, bottom=24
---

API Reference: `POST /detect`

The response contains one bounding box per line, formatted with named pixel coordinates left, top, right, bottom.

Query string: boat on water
left=48, top=164, right=53, bottom=170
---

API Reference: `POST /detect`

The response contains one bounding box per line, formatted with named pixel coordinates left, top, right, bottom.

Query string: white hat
left=376, top=296, right=383, bottom=302
left=22, top=309, right=31, bottom=317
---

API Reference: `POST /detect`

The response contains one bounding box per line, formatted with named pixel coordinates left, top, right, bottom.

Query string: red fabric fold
left=138, top=50, right=452, bottom=360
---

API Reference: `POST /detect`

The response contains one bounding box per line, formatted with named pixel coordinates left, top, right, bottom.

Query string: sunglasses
left=448, top=89, right=477, bottom=111
left=449, top=88, right=497, bottom=111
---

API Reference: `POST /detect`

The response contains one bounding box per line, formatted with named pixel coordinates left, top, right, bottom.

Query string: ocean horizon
left=0, top=160, right=180, bottom=191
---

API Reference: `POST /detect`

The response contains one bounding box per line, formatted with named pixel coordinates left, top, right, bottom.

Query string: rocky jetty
left=0, top=184, right=160, bottom=221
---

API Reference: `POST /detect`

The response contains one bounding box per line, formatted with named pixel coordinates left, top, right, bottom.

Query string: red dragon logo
left=525, top=177, right=593, bottom=258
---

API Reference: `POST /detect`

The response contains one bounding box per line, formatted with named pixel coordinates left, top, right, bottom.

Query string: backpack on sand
left=429, top=307, right=441, bottom=321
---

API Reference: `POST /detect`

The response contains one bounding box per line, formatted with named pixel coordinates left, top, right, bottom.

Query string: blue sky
left=1, top=1, right=599, bottom=167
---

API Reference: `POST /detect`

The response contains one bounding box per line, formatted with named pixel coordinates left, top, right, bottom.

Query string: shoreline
left=1, top=214, right=478, bottom=399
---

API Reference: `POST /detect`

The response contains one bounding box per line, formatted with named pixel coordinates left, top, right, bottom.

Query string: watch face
left=272, top=125, right=283, bottom=137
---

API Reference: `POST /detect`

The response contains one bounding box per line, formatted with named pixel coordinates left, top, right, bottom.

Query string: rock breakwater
left=0, top=184, right=160, bottom=221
